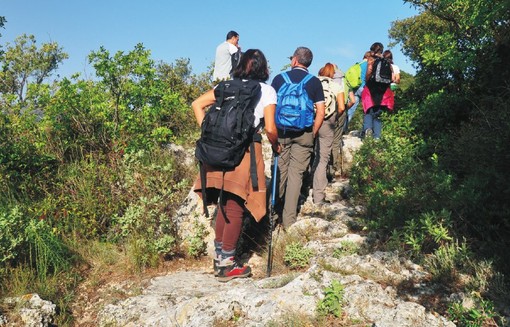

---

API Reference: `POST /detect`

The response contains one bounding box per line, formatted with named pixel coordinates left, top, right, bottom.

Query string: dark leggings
left=214, top=192, right=245, bottom=253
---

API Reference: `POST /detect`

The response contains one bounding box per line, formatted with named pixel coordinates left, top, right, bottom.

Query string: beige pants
left=277, top=130, right=314, bottom=228
left=312, top=114, right=337, bottom=203
left=331, top=111, right=347, bottom=173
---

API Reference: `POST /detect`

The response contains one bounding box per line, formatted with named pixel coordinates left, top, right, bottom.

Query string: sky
left=1, top=0, right=419, bottom=83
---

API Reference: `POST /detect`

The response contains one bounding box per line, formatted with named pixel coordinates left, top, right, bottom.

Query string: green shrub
left=0, top=206, right=26, bottom=263
left=425, top=240, right=471, bottom=284
left=448, top=294, right=501, bottom=327
left=332, top=241, right=360, bottom=258
left=126, top=236, right=161, bottom=273
left=388, top=209, right=454, bottom=258
left=24, top=219, right=75, bottom=280
left=283, top=241, right=313, bottom=269
left=350, top=109, right=454, bottom=231
left=316, top=280, right=344, bottom=318
left=186, top=219, right=209, bottom=258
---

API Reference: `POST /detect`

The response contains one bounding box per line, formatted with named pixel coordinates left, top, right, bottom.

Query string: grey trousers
left=278, top=130, right=314, bottom=228
left=331, top=111, right=347, bottom=173
left=313, top=114, right=336, bottom=203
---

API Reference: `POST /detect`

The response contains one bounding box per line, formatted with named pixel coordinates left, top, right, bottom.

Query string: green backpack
left=345, top=62, right=362, bottom=90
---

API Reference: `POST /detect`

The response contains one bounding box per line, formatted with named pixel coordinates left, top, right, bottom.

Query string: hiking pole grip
left=267, top=155, right=278, bottom=277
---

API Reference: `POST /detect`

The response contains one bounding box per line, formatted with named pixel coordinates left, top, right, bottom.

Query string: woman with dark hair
left=312, top=63, right=345, bottom=204
left=383, top=50, right=401, bottom=90
left=192, top=49, right=280, bottom=282
left=361, top=42, right=394, bottom=138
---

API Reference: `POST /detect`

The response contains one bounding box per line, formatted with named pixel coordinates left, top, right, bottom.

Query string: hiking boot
left=213, top=253, right=221, bottom=276
left=365, top=128, right=373, bottom=138
left=217, top=256, right=252, bottom=282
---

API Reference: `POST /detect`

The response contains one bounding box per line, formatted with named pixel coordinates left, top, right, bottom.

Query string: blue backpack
left=275, top=72, right=314, bottom=132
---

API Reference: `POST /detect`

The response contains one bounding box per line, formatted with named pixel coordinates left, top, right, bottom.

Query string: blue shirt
left=360, top=61, right=368, bottom=88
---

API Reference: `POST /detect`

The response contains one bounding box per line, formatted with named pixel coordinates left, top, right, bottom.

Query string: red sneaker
left=217, top=256, right=252, bottom=282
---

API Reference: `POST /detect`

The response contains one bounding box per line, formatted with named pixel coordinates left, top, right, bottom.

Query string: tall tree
left=0, top=34, right=68, bottom=104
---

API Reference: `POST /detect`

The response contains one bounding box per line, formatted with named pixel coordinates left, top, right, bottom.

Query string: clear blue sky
left=1, top=0, right=418, bottom=82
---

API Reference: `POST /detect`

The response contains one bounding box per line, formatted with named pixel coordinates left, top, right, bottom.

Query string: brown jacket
left=193, top=142, right=267, bottom=222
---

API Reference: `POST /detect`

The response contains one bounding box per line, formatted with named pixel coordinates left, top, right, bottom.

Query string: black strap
left=218, top=170, right=230, bottom=224
left=249, top=142, right=258, bottom=189
left=199, top=161, right=209, bottom=218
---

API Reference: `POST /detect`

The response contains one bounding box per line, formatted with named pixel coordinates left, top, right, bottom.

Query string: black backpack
left=195, top=78, right=261, bottom=169
left=195, top=78, right=261, bottom=218
left=370, top=57, right=392, bottom=85
left=229, top=50, right=242, bottom=78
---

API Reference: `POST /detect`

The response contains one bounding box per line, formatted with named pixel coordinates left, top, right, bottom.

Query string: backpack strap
left=300, top=73, right=313, bottom=85
left=282, top=72, right=291, bottom=84
left=216, top=81, right=226, bottom=105
left=282, top=72, right=313, bottom=86
left=249, top=142, right=258, bottom=189
left=218, top=170, right=230, bottom=224
left=199, top=161, right=209, bottom=218
left=234, top=87, right=243, bottom=135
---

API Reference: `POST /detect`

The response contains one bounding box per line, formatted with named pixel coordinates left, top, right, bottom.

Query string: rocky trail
left=83, top=135, right=455, bottom=327
left=3, top=135, right=458, bottom=326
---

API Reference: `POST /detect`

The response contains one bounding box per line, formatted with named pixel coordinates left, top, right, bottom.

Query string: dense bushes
left=0, top=39, right=211, bottom=320
left=350, top=0, right=510, bottom=321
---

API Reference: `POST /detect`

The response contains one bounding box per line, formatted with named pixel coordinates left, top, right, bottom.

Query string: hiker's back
left=274, top=72, right=314, bottom=132
left=369, top=57, right=392, bottom=85
left=195, top=79, right=261, bottom=169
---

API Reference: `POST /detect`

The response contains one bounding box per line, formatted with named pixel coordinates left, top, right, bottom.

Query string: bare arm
left=263, top=104, right=281, bottom=153
left=346, top=90, right=356, bottom=109
left=191, top=89, right=215, bottom=126
left=336, top=92, right=345, bottom=114
left=393, top=72, right=401, bottom=84
left=313, top=102, right=325, bottom=136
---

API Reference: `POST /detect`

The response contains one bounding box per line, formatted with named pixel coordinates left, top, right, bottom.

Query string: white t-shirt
left=253, top=82, right=277, bottom=127
left=391, top=64, right=401, bottom=89
left=391, top=64, right=400, bottom=75
left=213, top=41, right=239, bottom=81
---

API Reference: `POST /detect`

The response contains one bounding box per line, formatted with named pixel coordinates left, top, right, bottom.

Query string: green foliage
left=0, top=34, right=68, bottom=103
left=316, top=280, right=344, bottom=318
left=384, top=0, right=510, bottom=282
left=88, top=44, right=194, bottom=150
left=448, top=294, right=501, bottom=327
left=0, top=110, right=58, bottom=202
left=283, top=241, right=313, bottom=269
left=0, top=206, right=26, bottom=263
left=350, top=109, right=454, bottom=229
left=186, top=219, right=209, bottom=258
left=0, top=33, right=208, bottom=323
left=40, top=77, right=113, bottom=161
left=424, top=241, right=471, bottom=283
left=24, top=219, right=74, bottom=280
left=332, top=241, right=360, bottom=258
left=388, top=210, right=453, bottom=258
left=125, top=237, right=161, bottom=272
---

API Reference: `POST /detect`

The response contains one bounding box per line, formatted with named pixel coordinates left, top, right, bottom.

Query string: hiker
left=192, top=49, right=280, bottom=281
left=312, top=63, right=345, bottom=204
left=383, top=50, right=400, bottom=91
left=361, top=42, right=394, bottom=139
left=344, top=51, right=371, bottom=132
left=330, top=66, right=353, bottom=178
left=272, top=46, right=325, bottom=229
left=213, top=30, right=242, bottom=81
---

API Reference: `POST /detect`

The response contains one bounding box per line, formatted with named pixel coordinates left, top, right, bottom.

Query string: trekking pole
left=340, top=134, right=344, bottom=177
left=266, top=155, right=278, bottom=278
